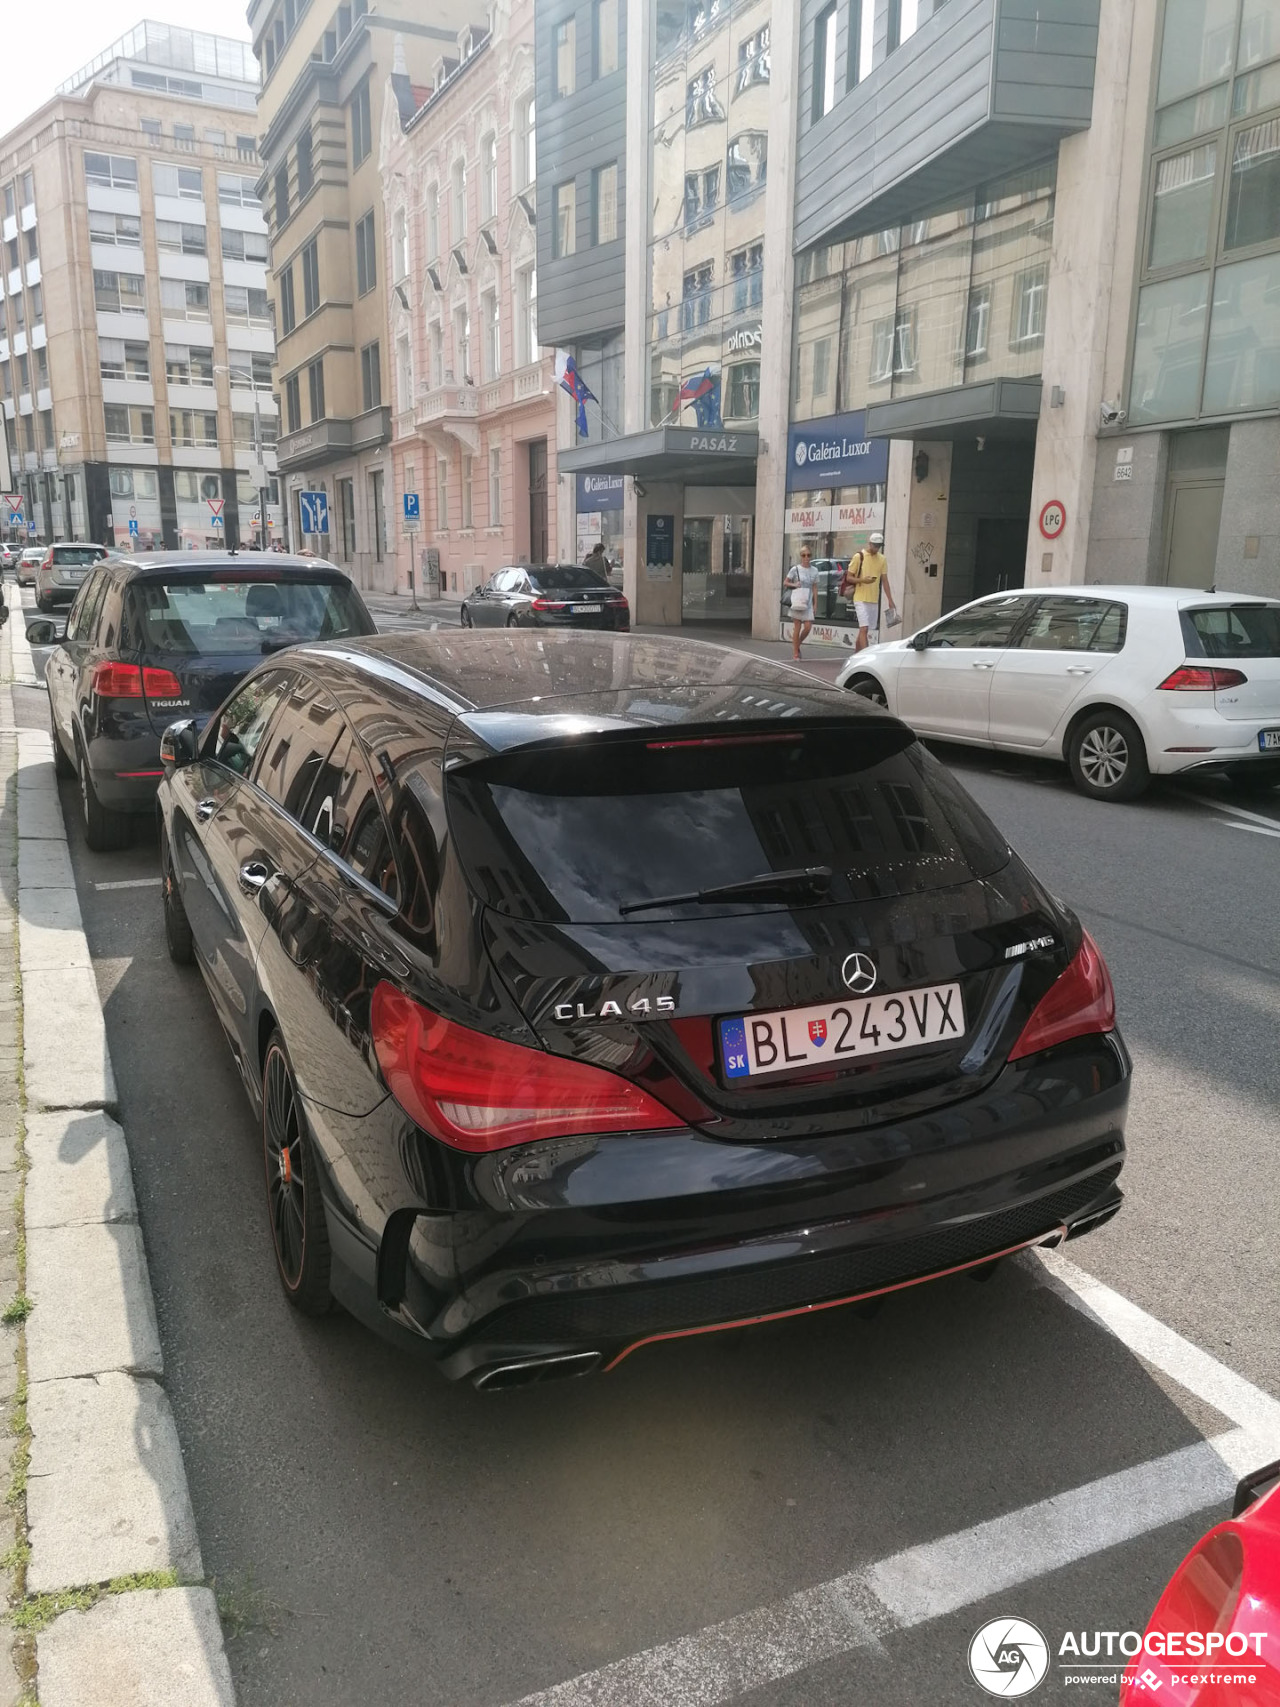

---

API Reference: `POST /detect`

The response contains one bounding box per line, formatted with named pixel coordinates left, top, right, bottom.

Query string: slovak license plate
left=572, top=603, right=603, bottom=613
left=719, top=983, right=965, bottom=1081
left=1258, top=729, right=1280, bottom=751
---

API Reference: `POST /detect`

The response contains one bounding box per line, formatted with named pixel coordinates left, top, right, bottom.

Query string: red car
left=1122, top=1461, right=1280, bottom=1704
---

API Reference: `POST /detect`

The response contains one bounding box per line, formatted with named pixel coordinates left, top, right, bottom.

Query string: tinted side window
left=1016, top=596, right=1127, bottom=654
left=207, top=668, right=291, bottom=772
left=253, top=676, right=344, bottom=819
left=926, top=597, right=1030, bottom=649
left=67, top=572, right=106, bottom=643
left=95, top=578, right=126, bottom=649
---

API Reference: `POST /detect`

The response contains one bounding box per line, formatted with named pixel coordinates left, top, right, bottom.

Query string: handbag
left=789, top=586, right=809, bottom=615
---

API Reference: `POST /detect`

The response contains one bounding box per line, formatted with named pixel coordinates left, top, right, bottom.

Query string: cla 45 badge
left=553, top=996, right=677, bottom=1021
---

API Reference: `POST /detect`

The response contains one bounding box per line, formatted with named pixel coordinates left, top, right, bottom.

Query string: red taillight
left=1008, top=931, right=1115, bottom=1061
left=1157, top=665, right=1248, bottom=691
left=92, top=661, right=143, bottom=698
left=143, top=667, right=184, bottom=698
left=531, top=597, right=568, bottom=611
left=370, top=982, right=682, bottom=1152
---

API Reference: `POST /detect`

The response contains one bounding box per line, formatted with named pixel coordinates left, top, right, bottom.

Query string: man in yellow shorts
left=846, top=531, right=893, bottom=651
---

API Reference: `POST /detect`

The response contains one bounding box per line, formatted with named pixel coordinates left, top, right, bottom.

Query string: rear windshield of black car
left=127, top=577, right=370, bottom=657
left=1182, top=604, right=1280, bottom=659
left=446, top=726, right=1010, bottom=923
left=530, top=567, right=612, bottom=591
left=52, top=547, right=103, bottom=567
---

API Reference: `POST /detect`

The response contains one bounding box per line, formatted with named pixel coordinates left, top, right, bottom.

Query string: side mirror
left=160, top=719, right=199, bottom=770
left=909, top=630, right=930, bottom=651
left=25, top=618, right=62, bottom=646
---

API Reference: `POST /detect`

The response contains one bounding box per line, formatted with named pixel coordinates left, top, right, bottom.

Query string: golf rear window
left=1181, top=604, right=1280, bottom=659
left=128, top=577, right=368, bottom=657
left=446, top=728, right=1009, bottom=924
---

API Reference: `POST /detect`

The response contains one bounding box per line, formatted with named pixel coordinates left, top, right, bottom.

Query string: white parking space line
left=1181, top=794, right=1280, bottom=835
left=505, top=1256, right=1280, bottom=1707
left=92, top=878, right=163, bottom=891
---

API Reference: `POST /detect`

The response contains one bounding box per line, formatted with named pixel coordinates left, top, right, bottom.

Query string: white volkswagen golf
left=836, top=586, right=1280, bottom=801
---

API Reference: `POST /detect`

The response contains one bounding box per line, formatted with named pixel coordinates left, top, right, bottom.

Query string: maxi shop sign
left=786, top=410, right=889, bottom=492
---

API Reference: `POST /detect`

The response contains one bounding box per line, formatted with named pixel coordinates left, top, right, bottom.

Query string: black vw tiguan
left=157, top=632, right=1128, bottom=1388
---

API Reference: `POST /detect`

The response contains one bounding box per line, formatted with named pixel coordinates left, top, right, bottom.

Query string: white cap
left=869, top=531, right=884, bottom=545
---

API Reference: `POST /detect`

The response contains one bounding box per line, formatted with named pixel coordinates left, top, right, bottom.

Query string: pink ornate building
left=381, top=4, right=560, bottom=600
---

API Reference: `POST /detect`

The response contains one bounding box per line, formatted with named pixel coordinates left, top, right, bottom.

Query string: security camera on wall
left=1100, top=402, right=1128, bottom=426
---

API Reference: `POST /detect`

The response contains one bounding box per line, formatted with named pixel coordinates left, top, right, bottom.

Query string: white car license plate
left=719, top=983, right=965, bottom=1081
left=1258, top=729, right=1280, bottom=751
left=572, top=603, right=603, bottom=614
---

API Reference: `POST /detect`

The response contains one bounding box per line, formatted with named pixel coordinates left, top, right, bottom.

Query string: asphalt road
left=14, top=590, right=1280, bottom=1707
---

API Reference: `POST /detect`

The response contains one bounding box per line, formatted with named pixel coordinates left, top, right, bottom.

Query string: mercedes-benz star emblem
left=841, top=952, right=878, bottom=995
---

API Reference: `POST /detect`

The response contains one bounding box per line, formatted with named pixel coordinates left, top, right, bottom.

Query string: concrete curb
left=10, top=605, right=38, bottom=689
left=8, top=666, right=234, bottom=1702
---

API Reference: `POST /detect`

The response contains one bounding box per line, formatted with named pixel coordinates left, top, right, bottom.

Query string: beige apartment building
left=0, top=24, right=281, bottom=552
left=250, top=0, right=473, bottom=587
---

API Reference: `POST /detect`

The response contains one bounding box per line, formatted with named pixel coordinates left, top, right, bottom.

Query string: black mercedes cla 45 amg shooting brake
left=157, top=632, right=1129, bottom=1389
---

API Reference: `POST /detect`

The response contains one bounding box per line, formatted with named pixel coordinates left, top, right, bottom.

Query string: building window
left=1224, top=119, right=1280, bottom=251
left=338, top=477, right=356, bottom=556
left=554, top=180, right=576, bottom=257
left=161, top=278, right=211, bottom=322
left=725, top=360, right=760, bottom=420
left=488, top=443, right=501, bottom=524
left=1149, top=144, right=1219, bottom=269
left=482, top=288, right=500, bottom=379
left=871, top=310, right=917, bottom=380
left=595, top=0, right=620, bottom=76
left=393, top=207, right=409, bottom=279
left=683, top=165, right=721, bottom=230
left=84, top=153, right=137, bottom=190
left=234, top=411, right=276, bottom=447
left=216, top=174, right=259, bottom=206
left=555, top=17, right=576, bottom=98
left=730, top=242, right=763, bottom=310
left=155, top=220, right=206, bottom=256
left=454, top=305, right=471, bottom=381
left=812, top=337, right=831, bottom=399
left=814, top=4, right=838, bottom=119
left=355, top=210, right=377, bottom=295
left=166, top=345, right=214, bottom=387
left=224, top=286, right=272, bottom=327
left=593, top=163, right=618, bottom=245
left=275, top=164, right=290, bottom=226
left=460, top=452, right=474, bottom=528
left=517, top=265, right=538, bottom=365
left=302, top=238, right=321, bottom=316
left=279, top=263, right=296, bottom=333
left=737, top=24, right=771, bottom=91
left=98, top=339, right=151, bottom=382
left=436, top=455, right=449, bottom=529
left=168, top=409, right=216, bottom=446
left=426, top=183, right=440, bottom=259
left=361, top=340, right=381, bottom=411
left=141, top=118, right=162, bottom=138
left=451, top=158, right=468, bottom=243
left=228, top=353, right=274, bottom=391
left=681, top=263, right=714, bottom=330
left=396, top=334, right=412, bottom=407
left=369, top=468, right=385, bottom=562
left=89, top=212, right=142, bottom=248
left=964, top=286, right=990, bottom=358
left=480, top=132, right=498, bottom=223
left=516, top=94, right=536, bottom=189
left=93, top=270, right=147, bottom=315
left=726, top=131, right=768, bottom=200
left=351, top=79, right=372, bottom=168
left=687, top=65, right=724, bottom=127
left=1012, top=266, right=1048, bottom=344
left=296, top=126, right=314, bottom=198
left=888, top=0, right=920, bottom=53
left=308, top=358, right=325, bottom=421
left=284, top=374, right=301, bottom=433
left=221, top=228, right=269, bottom=263
left=429, top=320, right=444, bottom=387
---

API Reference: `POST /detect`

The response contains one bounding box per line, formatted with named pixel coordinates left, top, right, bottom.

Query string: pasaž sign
left=668, top=429, right=744, bottom=454
left=1039, top=499, right=1067, bottom=539
left=646, top=513, right=674, bottom=565
left=576, top=473, right=625, bottom=513
left=786, top=410, right=889, bottom=492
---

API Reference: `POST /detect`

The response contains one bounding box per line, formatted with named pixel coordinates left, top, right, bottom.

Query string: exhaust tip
left=473, top=1350, right=602, bottom=1393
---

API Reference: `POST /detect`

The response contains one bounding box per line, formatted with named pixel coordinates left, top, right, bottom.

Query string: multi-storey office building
left=250, top=0, right=473, bottom=586
left=0, top=24, right=281, bottom=551
left=383, top=6, right=559, bottom=597
left=543, top=0, right=1279, bottom=640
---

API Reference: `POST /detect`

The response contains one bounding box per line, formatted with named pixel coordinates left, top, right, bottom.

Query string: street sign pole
left=402, top=492, right=421, bottom=609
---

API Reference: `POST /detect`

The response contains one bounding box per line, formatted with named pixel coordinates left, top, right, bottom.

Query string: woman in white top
left=785, top=545, right=819, bottom=660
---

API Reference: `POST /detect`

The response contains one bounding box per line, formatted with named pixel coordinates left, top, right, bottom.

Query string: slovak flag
left=808, top=1018, right=828, bottom=1047
left=554, top=349, right=597, bottom=438
left=678, top=368, right=722, bottom=429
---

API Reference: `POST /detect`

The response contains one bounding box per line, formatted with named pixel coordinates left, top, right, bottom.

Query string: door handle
left=239, top=860, right=270, bottom=891
left=971, top=661, right=996, bottom=670
left=196, top=798, right=216, bottom=821
left=1066, top=666, right=1093, bottom=675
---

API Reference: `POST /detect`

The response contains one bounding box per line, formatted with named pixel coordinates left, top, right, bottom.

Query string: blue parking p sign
left=299, top=490, right=329, bottom=534
left=403, top=492, right=420, bottom=523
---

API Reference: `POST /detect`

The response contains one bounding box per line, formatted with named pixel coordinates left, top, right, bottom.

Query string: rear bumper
left=87, top=735, right=165, bottom=812
left=349, top=1031, right=1131, bottom=1384
left=1143, top=701, right=1280, bottom=773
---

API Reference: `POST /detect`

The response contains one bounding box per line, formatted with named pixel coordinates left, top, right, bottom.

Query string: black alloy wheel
left=52, top=730, right=75, bottom=780
left=160, top=827, right=194, bottom=965
left=262, top=1033, right=331, bottom=1314
left=1067, top=709, right=1150, bottom=801
left=505, top=613, right=520, bottom=628
left=845, top=673, right=888, bottom=708
left=77, top=742, right=130, bottom=851
left=460, top=604, right=473, bottom=628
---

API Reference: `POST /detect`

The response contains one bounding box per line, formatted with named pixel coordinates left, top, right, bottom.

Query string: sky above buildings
left=10, top=1, right=253, bottom=132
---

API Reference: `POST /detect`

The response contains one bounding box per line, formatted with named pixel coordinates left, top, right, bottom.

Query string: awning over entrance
left=865, top=377, right=1042, bottom=443
left=557, top=426, right=759, bottom=487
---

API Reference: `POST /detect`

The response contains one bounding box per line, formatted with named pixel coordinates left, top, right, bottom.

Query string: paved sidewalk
left=0, top=603, right=234, bottom=1705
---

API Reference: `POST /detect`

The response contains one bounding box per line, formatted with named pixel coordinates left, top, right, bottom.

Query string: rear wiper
left=618, top=865, right=832, bottom=917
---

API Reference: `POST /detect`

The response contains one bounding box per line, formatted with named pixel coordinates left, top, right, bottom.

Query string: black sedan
left=30, top=551, right=375, bottom=851
left=460, top=564, right=628, bottom=630
left=156, top=631, right=1128, bottom=1389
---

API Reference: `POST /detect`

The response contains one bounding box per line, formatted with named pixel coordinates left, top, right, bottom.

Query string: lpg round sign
left=1038, top=499, right=1066, bottom=540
